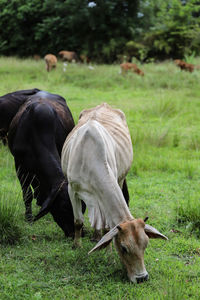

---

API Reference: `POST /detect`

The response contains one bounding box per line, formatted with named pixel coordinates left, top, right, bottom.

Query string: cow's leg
left=74, top=220, right=83, bottom=248
left=68, top=184, right=84, bottom=248
left=120, top=178, right=130, bottom=206
left=15, top=162, right=33, bottom=222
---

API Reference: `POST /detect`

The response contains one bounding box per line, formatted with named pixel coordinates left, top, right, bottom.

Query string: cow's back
left=0, top=89, right=40, bottom=136
left=8, top=101, right=57, bottom=170
left=62, top=119, right=117, bottom=182
left=29, top=91, right=75, bottom=153
left=8, top=92, right=75, bottom=163
left=65, top=103, right=133, bottom=179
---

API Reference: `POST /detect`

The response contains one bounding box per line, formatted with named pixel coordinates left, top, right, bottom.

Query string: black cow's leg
left=15, top=161, right=33, bottom=222
left=122, top=179, right=129, bottom=206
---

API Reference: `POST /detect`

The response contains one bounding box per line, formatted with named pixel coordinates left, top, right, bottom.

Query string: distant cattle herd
left=0, top=52, right=198, bottom=283
left=41, top=50, right=200, bottom=76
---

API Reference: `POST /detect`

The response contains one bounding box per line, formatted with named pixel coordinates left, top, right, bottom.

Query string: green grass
left=0, top=56, right=200, bottom=299
left=0, top=191, right=22, bottom=244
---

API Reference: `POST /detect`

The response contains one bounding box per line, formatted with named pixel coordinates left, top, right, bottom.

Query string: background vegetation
left=0, top=57, right=199, bottom=299
left=0, top=0, right=200, bottom=62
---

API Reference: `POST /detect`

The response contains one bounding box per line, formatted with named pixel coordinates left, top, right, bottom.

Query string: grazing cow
left=174, top=59, right=194, bottom=73
left=0, top=89, right=40, bottom=145
left=80, top=54, right=90, bottom=64
left=61, top=103, right=167, bottom=283
left=120, top=62, right=144, bottom=76
left=7, top=91, right=76, bottom=236
left=44, top=54, right=57, bottom=72
left=58, top=51, right=78, bottom=63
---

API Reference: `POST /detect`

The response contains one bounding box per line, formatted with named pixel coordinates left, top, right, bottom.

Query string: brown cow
left=58, top=51, right=78, bottom=62
left=174, top=59, right=194, bottom=73
left=44, top=54, right=57, bottom=72
left=80, top=54, right=90, bottom=64
left=120, top=62, right=144, bottom=76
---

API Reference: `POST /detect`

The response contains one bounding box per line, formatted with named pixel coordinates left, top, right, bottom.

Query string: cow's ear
left=88, top=226, right=119, bottom=254
left=144, top=224, right=168, bottom=240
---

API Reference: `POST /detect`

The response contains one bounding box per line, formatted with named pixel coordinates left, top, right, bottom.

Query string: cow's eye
left=121, top=245, right=128, bottom=254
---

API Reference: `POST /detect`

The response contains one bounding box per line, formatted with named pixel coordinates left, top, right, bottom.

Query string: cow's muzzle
left=136, top=274, right=149, bottom=284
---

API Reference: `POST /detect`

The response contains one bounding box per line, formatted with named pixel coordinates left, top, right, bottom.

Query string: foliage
left=142, top=24, right=200, bottom=60
left=184, top=51, right=196, bottom=63
left=138, top=0, right=200, bottom=60
left=1, top=0, right=200, bottom=61
left=124, top=40, right=147, bottom=61
left=0, top=0, right=44, bottom=56
left=0, top=0, right=139, bottom=62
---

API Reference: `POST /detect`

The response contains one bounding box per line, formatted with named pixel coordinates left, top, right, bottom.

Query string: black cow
left=2, top=90, right=76, bottom=237
left=0, top=89, right=40, bottom=144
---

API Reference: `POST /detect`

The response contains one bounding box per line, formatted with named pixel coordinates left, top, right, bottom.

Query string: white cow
left=61, top=103, right=167, bottom=283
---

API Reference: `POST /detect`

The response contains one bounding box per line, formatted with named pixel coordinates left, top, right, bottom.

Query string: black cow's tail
left=34, top=182, right=64, bottom=221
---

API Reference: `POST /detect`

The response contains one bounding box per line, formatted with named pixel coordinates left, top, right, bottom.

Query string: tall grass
left=184, top=52, right=196, bottom=64
left=0, top=189, right=22, bottom=244
left=176, top=193, right=200, bottom=236
left=0, top=146, right=22, bottom=244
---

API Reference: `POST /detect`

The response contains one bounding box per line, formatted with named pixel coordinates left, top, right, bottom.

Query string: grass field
left=0, top=56, right=200, bottom=299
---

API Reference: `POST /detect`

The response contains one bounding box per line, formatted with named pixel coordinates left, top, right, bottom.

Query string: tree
left=136, top=0, right=200, bottom=59
left=0, top=0, right=139, bottom=62
left=0, top=0, right=43, bottom=56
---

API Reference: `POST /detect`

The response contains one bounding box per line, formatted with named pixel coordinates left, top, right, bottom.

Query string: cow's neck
left=102, top=185, right=133, bottom=228
left=88, top=176, right=134, bottom=229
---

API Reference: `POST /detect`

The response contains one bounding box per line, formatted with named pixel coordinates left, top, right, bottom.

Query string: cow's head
left=89, top=218, right=168, bottom=283
left=49, top=187, right=75, bottom=237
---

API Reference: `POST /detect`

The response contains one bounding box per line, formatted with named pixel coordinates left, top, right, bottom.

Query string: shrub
left=139, top=0, right=200, bottom=60
left=124, top=40, right=148, bottom=61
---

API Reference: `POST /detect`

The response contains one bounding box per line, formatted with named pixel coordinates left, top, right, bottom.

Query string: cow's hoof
left=72, top=242, right=82, bottom=249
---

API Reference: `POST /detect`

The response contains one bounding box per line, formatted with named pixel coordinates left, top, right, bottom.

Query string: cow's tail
left=34, top=181, right=65, bottom=221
